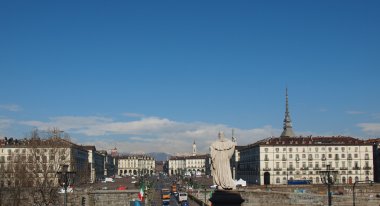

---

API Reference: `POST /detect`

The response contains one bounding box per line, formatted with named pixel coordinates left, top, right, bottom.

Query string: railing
left=282, top=157, right=287, bottom=161
left=264, top=157, right=269, bottom=161
left=339, top=167, right=348, bottom=170
left=263, top=168, right=271, bottom=171
left=347, top=156, right=352, bottom=160
left=287, top=167, right=295, bottom=171
left=363, top=166, right=372, bottom=170
left=352, top=167, right=360, bottom=170
left=321, top=157, right=326, bottom=161
left=300, top=167, right=309, bottom=170
left=308, top=157, right=313, bottom=161
left=314, top=167, right=321, bottom=170
left=273, top=168, right=282, bottom=171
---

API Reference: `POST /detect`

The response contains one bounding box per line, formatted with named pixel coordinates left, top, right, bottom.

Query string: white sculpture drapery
left=210, top=132, right=236, bottom=190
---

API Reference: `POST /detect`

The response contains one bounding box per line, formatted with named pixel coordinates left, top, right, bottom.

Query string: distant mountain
left=147, top=152, right=171, bottom=161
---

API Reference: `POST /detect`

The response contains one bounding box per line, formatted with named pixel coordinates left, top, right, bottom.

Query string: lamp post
left=352, top=180, right=374, bottom=206
left=319, top=164, right=338, bottom=206
left=57, top=164, right=76, bottom=206
left=204, top=186, right=207, bottom=205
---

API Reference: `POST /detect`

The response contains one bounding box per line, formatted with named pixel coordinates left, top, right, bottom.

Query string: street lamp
left=352, top=180, right=374, bottom=206
left=319, top=164, right=338, bottom=206
left=57, top=164, right=76, bottom=206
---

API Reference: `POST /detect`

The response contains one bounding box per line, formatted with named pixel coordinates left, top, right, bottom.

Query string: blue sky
left=1, top=1, right=379, bottom=154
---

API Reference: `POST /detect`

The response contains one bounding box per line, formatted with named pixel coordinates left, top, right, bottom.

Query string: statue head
left=218, top=131, right=225, bottom=141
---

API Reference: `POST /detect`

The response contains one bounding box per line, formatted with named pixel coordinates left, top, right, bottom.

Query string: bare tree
left=0, top=129, right=71, bottom=205
left=27, top=138, right=61, bottom=205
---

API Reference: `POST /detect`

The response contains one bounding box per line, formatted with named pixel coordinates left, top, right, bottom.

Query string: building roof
left=242, top=136, right=371, bottom=150
left=0, top=136, right=88, bottom=152
left=82, top=145, right=97, bottom=151
left=235, top=145, right=248, bottom=150
left=118, top=154, right=155, bottom=160
left=169, top=154, right=210, bottom=160
left=365, top=138, right=380, bottom=144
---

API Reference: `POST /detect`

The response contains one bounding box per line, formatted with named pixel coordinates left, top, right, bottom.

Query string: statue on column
left=210, top=131, right=236, bottom=190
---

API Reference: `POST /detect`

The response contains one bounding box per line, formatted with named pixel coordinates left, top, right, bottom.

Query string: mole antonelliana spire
left=280, top=88, right=295, bottom=138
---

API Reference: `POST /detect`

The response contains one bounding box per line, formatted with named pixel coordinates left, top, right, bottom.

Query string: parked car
left=102, top=177, right=115, bottom=183
left=181, top=201, right=189, bottom=206
left=210, top=184, right=218, bottom=189
left=117, top=186, right=127, bottom=190
left=58, top=186, right=73, bottom=193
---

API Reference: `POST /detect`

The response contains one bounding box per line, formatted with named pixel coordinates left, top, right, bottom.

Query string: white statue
left=210, top=131, right=236, bottom=190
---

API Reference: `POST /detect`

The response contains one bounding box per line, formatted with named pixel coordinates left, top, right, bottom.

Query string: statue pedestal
left=209, top=190, right=244, bottom=206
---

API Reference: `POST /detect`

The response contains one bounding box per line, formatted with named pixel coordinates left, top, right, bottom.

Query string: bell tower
left=192, top=140, right=197, bottom=156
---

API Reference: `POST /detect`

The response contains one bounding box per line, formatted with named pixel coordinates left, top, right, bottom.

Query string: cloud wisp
left=357, top=123, right=380, bottom=135
left=19, top=115, right=280, bottom=154
left=346, top=111, right=366, bottom=115
left=0, top=104, right=22, bottom=112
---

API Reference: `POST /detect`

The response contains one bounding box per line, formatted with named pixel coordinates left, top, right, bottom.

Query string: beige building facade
left=118, top=155, right=155, bottom=176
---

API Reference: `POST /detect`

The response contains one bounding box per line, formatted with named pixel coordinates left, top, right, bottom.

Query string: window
left=264, top=148, right=268, bottom=152
left=276, top=154, right=279, bottom=159
left=275, top=148, right=279, bottom=152
left=289, top=154, right=293, bottom=158
left=342, top=154, right=345, bottom=158
left=354, top=154, right=358, bottom=158
left=315, top=147, right=319, bottom=152
left=276, top=178, right=280, bottom=184
left=328, top=154, right=332, bottom=158
left=302, top=154, right=306, bottom=158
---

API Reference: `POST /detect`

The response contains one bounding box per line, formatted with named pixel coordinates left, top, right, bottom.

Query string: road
left=147, top=176, right=201, bottom=206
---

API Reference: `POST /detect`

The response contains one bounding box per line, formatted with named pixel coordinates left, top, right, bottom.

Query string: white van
left=102, top=177, right=115, bottom=183
left=178, top=192, right=188, bottom=202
